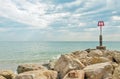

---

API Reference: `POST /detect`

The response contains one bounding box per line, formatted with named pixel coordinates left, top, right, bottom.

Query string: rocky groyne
left=0, top=49, right=120, bottom=79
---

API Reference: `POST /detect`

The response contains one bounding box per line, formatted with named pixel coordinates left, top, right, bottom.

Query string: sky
left=0, top=0, right=120, bottom=41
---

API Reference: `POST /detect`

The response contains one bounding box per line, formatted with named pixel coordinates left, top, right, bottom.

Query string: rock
left=48, top=60, right=57, bottom=70
left=85, top=49, right=96, bottom=53
left=15, top=70, right=58, bottom=79
left=102, top=50, right=118, bottom=62
left=17, top=64, right=47, bottom=74
left=15, top=74, right=33, bottom=79
left=88, top=49, right=103, bottom=57
left=42, top=63, right=49, bottom=69
left=54, top=54, right=85, bottom=78
left=84, top=62, right=113, bottom=79
left=79, top=57, right=111, bottom=66
left=87, top=57, right=111, bottom=65
left=113, top=51, right=120, bottom=63
left=103, top=50, right=120, bottom=63
left=0, top=70, right=15, bottom=79
left=72, top=51, right=88, bottom=59
left=63, top=70, right=85, bottom=79
left=111, top=62, right=119, bottom=69
left=0, top=76, right=6, bottom=79
left=112, top=65, right=120, bottom=79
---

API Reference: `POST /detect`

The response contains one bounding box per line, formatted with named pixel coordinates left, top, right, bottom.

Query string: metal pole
left=99, top=26, right=102, bottom=46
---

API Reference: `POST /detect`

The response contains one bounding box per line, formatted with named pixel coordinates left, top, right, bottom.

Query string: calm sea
left=0, top=41, right=120, bottom=71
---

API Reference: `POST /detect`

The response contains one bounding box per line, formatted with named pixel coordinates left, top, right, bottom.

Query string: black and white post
left=96, top=21, right=106, bottom=50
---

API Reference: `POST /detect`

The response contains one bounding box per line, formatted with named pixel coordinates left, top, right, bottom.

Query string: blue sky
left=0, top=0, right=120, bottom=41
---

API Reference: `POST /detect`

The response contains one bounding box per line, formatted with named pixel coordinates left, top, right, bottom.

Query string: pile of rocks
left=53, top=49, right=120, bottom=79
left=0, top=70, right=15, bottom=79
left=1, top=49, right=120, bottom=79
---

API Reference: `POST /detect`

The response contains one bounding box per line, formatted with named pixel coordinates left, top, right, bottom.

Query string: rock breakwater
left=1, top=49, right=120, bottom=79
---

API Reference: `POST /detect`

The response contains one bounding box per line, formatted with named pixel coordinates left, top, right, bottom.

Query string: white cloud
left=64, top=0, right=83, bottom=7
left=84, top=28, right=98, bottom=32
left=78, top=23, right=86, bottom=27
left=57, top=29, right=69, bottom=33
left=104, top=34, right=120, bottom=41
left=112, top=11, right=117, bottom=14
left=56, top=31, right=98, bottom=41
left=112, top=16, right=120, bottom=21
left=0, top=0, right=69, bottom=29
left=0, top=0, right=120, bottom=41
left=72, top=14, right=82, bottom=17
left=106, top=0, right=120, bottom=10
left=54, top=0, right=83, bottom=10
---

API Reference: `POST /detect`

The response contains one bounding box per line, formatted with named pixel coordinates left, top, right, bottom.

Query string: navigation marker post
left=96, top=21, right=106, bottom=50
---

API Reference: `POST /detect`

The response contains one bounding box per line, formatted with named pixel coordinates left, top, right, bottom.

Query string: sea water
left=0, top=41, right=120, bottom=71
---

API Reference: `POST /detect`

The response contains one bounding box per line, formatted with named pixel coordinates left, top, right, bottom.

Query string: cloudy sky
left=0, top=0, right=120, bottom=41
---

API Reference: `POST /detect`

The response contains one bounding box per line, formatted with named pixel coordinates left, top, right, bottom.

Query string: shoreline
left=0, top=62, right=48, bottom=71
left=0, top=49, right=120, bottom=79
left=0, top=49, right=120, bottom=71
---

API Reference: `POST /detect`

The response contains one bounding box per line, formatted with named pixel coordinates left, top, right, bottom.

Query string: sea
left=0, top=41, right=120, bottom=71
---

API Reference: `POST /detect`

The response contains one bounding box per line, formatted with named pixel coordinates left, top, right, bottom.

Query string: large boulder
left=84, top=62, right=113, bottom=79
left=70, top=50, right=111, bottom=66
left=112, top=62, right=119, bottom=69
left=87, top=57, right=111, bottom=65
left=72, top=51, right=88, bottom=59
left=15, top=70, right=58, bottom=79
left=103, top=50, right=120, bottom=63
left=17, top=64, right=47, bottom=74
left=102, top=50, right=114, bottom=56
left=88, top=49, right=103, bottom=57
left=113, top=51, right=120, bottom=63
left=0, top=76, right=6, bottom=79
left=54, top=54, right=85, bottom=78
left=63, top=70, right=85, bottom=79
left=0, top=70, right=15, bottom=79
left=112, top=65, right=120, bottom=79
left=102, top=50, right=116, bottom=61
left=79, top=57, right=111, bottom=66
